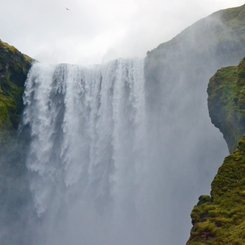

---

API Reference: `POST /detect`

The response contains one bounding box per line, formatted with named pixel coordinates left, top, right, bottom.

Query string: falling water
left=23, top=59, right=151, bottom=245
left=22, top=54, right=227, bottom=245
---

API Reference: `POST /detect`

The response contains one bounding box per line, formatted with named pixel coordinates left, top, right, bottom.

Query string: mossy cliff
left=187, top=137, right=245, bottom=244
left=208, top=58, right=245, bottom=152
left=187, top=59, right=245, bottom=244
left=0, top=39, right=32, bottom=132
left=0, top=40, right=33, bottom=244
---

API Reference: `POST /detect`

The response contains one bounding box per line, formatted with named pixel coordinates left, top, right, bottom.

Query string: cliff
left=145, top=4, right=245, bottom=91
left=188, top=137, right=245, bottom=244
left=187, top=59, right=245, bottom=244
left=0, top=40, right=33, bottom=244
left=208, top=58, right=245, bottom=152
left=145, top=4, right=245, bottom=114
left=0, top=39, right=32, bottom=132
left=144, top=4, right=245, bottom=243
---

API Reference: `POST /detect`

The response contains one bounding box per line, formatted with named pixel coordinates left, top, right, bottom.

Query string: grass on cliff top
left=0, top=39, right=32, bottom=64
left=220, top=4, right=245, bottom=29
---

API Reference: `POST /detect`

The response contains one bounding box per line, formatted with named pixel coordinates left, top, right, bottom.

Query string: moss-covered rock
left=187, top=136, right=245, bottom=244
left=188, top=57, right=245, bottom=244
left=0, top=39, right=32, bottom=132
left=0, top=40, right=33, bottom=244
left=208, top=58, right=245, bottom=152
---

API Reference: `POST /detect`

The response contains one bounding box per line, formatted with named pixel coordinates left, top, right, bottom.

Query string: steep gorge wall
left=144, top=4, right=245, bottom=243
left=208, top=58, right=245, bottom=152
left=0, top=40, right=33, bottom=245
left=188, top=58, right=245, bottom=244
left=0, top=39, right=32, bottom=131
left=188, top=140, right=245, bottom=245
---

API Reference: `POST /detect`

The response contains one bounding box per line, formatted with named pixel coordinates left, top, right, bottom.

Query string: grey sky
left=0, top=0, right=244, bottom=64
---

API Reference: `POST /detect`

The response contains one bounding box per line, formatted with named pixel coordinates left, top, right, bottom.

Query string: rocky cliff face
left=208, top=58, right=245, bottom=152
left=0, top=39, right=32, bottom=131
left=188, top=137, right=245, bottom=244
left=145, top=4, right=245, bottom=92
left=187, top=58, right=245, bottom=244
left=0, top=40, right=33, bottom=244
left=145, top=4, right=245, bottom=119
left=144, top=4, right=245, bottom=243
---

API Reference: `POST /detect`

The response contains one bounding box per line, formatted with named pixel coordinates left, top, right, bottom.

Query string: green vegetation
left=208, top=58, right=245, bottom=152
left=188, top=57, right=245, bottom=244
left=0, top=39, right=32, bottom=132
left=188, top=136, right=245, bottom=244
left=0, top=40, right=33, bottom=242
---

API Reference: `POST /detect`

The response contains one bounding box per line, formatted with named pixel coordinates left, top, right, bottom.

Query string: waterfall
left=22, top=56, right=227, bottom=245
left=23, top=59, right=150, bottom=245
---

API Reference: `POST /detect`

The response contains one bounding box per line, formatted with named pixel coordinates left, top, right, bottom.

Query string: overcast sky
left=0, top=0, right=244, bottom=64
